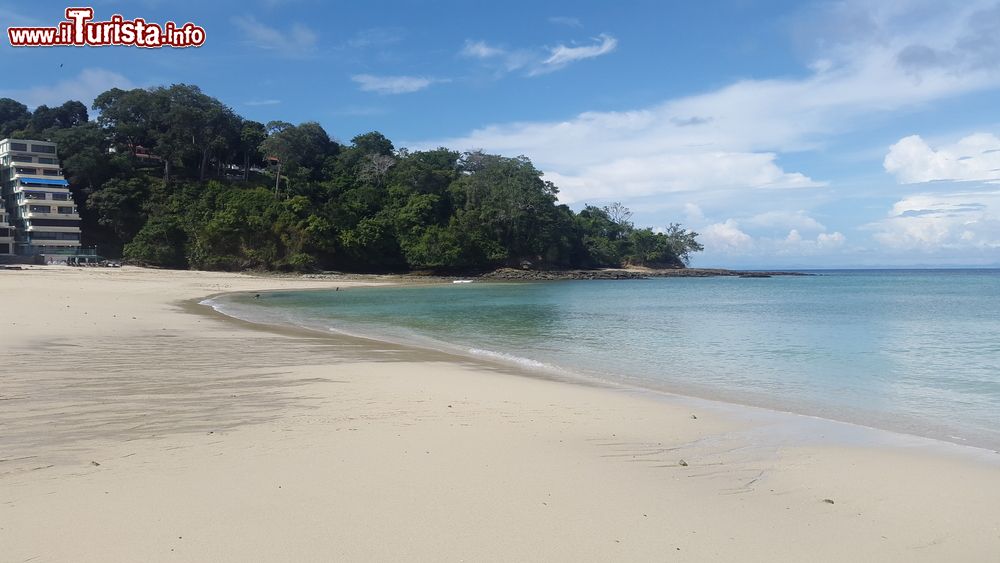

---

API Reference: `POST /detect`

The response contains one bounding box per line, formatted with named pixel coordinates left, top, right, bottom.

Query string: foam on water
left=467, top=347, right=551, bottom=370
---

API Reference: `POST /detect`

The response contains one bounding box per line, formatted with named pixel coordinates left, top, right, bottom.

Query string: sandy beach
left=1, top=267, right=998, bottom=562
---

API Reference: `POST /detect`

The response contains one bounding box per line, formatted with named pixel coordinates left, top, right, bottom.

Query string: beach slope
left=1, top=267, right=998, bottom=562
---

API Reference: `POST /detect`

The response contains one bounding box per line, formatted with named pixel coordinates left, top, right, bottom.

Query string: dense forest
left=0, top=85, right=702, bottom=272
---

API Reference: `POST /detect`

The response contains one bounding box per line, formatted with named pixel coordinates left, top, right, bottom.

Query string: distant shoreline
left=284, top=266, right=812, bottom=283
left=476, top=267, right=811, bottom=280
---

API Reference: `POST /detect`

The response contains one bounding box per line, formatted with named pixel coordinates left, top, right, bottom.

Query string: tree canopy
left=0, top=85, right=703, bottom=272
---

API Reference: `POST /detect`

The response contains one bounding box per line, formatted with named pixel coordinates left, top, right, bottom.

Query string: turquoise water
left=211, top=270, right=1000, bottom=450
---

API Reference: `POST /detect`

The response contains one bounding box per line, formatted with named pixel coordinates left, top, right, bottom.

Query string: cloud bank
left=885, top=134, right=1000, bottom=184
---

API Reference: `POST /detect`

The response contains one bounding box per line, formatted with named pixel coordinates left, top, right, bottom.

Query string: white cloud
left=534, top=34, right=617, bottom=74
left=781, top=230, right=847, bottom=253
left=744, top=210, right=827, bottom=232
left=817, top=232, right=847, bottom=246
left=699, top=218, right=845, bottom=257
left=232, top=16, right=317, bottom=57
left=420, top=1, right=1000, bottom=213
left=684, top=203, right=705, bottom=223
left=884, top=133, right=1000, bottom=184
left=461, top=33, right=617, bottom=76
left=868, top=190, right=1000, bottom=251
left=351, top=74, right=439, bottom=95
left=701, top=220, right=753, bottom=251
left=0, top=68, right=135, bottom=108
left=461, top=40, right=505, bottom=59
left=543, top=151, right=819, bottom=203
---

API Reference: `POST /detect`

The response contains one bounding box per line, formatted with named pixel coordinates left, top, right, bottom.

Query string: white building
left=0, top=138, right=85, bottom=261
left=0, top=196, right=13, bottom=256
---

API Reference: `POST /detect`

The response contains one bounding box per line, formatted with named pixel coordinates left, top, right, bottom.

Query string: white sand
left=1, top=266, right=998, bottom=562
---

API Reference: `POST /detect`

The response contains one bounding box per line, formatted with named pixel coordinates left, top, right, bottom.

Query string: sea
left=206, top=270, right=1000, bottom=451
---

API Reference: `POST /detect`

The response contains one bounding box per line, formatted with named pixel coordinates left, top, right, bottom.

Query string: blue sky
left=2, top=0, right=1000, bottom=267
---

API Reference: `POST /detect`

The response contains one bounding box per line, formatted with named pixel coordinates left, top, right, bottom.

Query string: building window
left=37, top=157, right=57, bottom=164
left=24, top=192, right=47, bottom=200
left=0, top=228, right=10, bottom=237
left=29, top=205, right=51, bottom=213
left=27, top=218, right=80, bottom=227
left=43, top=169, right=61, bottom=176
left=10, top=142, right=28, bottom=151
left=30, top=231, right=79, bottom=241
left=31, top=144, right=56, bottom=154
left=50, top=193, right=69, bottom=201
left=58, top=206, right=76, bottom=214
left=11, top=155, right=33, bottom=163
left=16, top=167, right=38, bottom=175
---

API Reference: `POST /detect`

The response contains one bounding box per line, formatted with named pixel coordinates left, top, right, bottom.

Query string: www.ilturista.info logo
left=7, top=7, right=205, bottom=48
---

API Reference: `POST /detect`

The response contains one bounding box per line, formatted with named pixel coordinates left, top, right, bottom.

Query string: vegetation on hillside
left=0, top=86, right=703, bottom=272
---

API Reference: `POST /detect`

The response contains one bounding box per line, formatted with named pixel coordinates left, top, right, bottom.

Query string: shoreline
left=202, top=287, right=1000, bottom=462
left=2, top=267, right=999, bottom=561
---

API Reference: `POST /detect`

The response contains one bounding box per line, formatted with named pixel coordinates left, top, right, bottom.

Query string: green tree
left=124, top=215, right=189, bottom=268
left=28, top=100, right=88, bottom=132
left=93, top=88, right=158, bottom=158
left=87, top=178, right=151, bottom=243
left=449, top=153, right=562, bottom=267
left=350, top=131, right=394, bottom=156
left=239, top=120, right=267, bottom=180
left=52, top=122, right=120, bottom=192
left=259, top=121, right=336, bottom=195
left=0, top=98, right=30, bottom=137
left=259, top=121, right=296, bottom=195
left=662, top=223, right=704, bottom=265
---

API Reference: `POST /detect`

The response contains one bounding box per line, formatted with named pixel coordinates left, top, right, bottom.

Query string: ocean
left=207, top=270, right=1000, bottom=450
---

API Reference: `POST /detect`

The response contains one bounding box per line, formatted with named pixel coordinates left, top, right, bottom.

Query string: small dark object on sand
left=253, top=293, right=261, bottom=299
left=823, top=498, right=835, bottom=504
left=679, top=459, right=688, bottom=467
left=691, top=414, right=698, bottom=419
left=91, top=461, right=100, bottom=466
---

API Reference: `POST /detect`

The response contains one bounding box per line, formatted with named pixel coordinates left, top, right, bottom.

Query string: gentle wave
left=467, top=347, right=550, bottom=369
